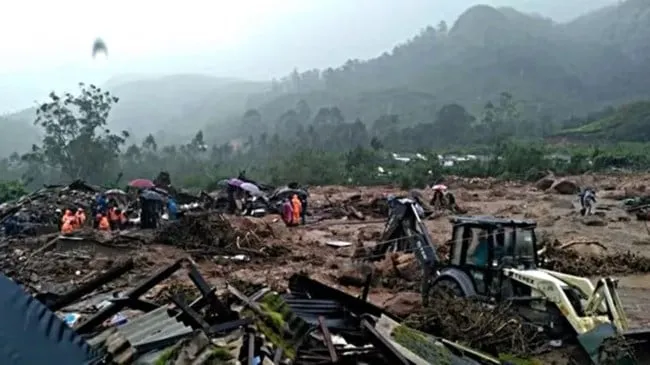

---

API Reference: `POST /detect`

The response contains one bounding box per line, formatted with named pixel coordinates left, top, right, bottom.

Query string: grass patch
left=391, top=325, right=453, bottom=365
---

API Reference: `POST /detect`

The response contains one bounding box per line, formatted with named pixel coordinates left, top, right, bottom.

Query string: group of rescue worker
left=60, top=194, right=131, bottom=234
left=282, top=194, right=306, bottom=226
left=59, top=189, right=180, bottom=234
left=59, top=208, right=87, bottom=234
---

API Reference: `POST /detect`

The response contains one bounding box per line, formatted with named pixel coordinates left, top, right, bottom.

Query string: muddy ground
left=5, top=173, right=650, bottom=362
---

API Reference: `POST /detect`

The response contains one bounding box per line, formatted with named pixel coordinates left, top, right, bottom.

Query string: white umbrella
left=240, top=182, right=263, bottom=196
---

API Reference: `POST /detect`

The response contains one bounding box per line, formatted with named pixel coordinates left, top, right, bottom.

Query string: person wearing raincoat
left=291, top=194, right=302, bottom=225
left=98, top=214, right=111, bottom=231
left=76, top=208, right=86, bottom=226
left=167, top=198, right=178, bottom=220
left=579, top=188, right=596, bottom=216
left=281, top=198, right=293, bottom=226
left=62, top=209, right=77, bottom=230
left=61, top=218, right=75, bottom=235
left=95, top=194, right=108, bottom=215
left=300, top=195, right=308, bottom=225
left=108, top=206, right=120, bottom=230
left=119, top=210, right=129, bottom=229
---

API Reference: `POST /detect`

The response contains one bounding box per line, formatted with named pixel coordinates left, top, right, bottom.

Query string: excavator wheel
left=430, top=277, right=465, bottom=301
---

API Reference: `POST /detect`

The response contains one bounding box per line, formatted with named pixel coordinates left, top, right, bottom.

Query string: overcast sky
left=0, top=0, right=616, bottom=113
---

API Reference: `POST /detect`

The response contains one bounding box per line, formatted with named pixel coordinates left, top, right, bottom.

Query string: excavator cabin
left=439, top=216, right=539, bottom=298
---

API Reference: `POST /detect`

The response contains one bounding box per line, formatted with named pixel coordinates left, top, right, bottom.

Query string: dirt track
left=6, top=173, right=650, bottom=361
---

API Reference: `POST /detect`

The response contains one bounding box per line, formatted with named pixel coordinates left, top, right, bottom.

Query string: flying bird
left=92, top=38, right=108, bottom=58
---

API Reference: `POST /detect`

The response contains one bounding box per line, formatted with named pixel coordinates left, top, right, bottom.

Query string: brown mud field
left=5, top=173, right=650, bottom=362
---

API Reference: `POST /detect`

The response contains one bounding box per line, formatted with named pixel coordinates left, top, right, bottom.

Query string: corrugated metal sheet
left=88, top=307, right=193, bottom=364
left=118, top=307, right=192, bottom=347
left=0, top=274, right=99, bottom=365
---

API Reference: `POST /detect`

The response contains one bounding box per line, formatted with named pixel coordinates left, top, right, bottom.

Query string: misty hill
left=4, top=0, right=649, bottom=154
left=0, top=111, right=40, bottom=157
left=555, top=101, right=650, bottom=142
left=3, top=74, right=270, bottom=152
left=250, top=1, right=650, bottom=129
left=105, top=74, right=268, bottom=144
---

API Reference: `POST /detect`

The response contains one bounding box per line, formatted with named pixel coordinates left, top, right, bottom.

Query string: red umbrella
left=128, top=178, right=155, bottom=189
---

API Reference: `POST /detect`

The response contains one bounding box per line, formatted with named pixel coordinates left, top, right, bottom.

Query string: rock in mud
left=381, top=292, right=421, bottom=317
left=535, top=174, right=555, bottom=190
left=551, top=179, right=579, bottom=195
left=581, top=216, right=607, bottom=226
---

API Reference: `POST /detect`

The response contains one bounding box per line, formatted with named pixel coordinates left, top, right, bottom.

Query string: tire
left=431, top=277, right=465, bottom=299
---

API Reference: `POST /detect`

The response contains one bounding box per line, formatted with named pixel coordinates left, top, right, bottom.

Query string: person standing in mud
left=300, top=195, right=308, bottom=225
left=291, top=194, right=302, bottom=225
left=281, top=198, right=293, bottom=226
left=579, top=188, right=596, bottom=216
left=139, top=195, right=151, bottom=229
left=226, top=185, right=236, bottom=214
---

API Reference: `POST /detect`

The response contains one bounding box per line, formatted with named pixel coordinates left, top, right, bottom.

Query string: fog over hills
left=1, top=0, right=635, bottom=156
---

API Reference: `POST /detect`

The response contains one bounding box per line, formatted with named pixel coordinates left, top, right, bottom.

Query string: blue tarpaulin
left=0, top=274, right=100, bottom=365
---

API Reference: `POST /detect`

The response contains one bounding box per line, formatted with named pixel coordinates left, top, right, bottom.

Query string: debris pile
left=154, top=212, right=289, bottom=259
left=405, top=292, right=549, bottom=358
left=319, top=193, right=387, bottom=220
left=0, top=180, right=100, bottom=236
left=542, top=240, right=650, bottom=276
left=0, top=238, right=150, bottom=294
left=4, top=257, right=501, bottom=365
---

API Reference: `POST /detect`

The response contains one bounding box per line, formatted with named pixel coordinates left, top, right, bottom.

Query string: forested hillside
left=258, top=1, right=650, bottom=125
left=3, top=0, right=650, bottom=154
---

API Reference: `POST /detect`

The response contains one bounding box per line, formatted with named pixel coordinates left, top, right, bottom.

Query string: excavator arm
left=583, top=278, right=630, bottom=332
left=513, top=269, right=649, bottom=364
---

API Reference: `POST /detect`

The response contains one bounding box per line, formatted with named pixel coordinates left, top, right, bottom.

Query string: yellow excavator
left=373, top=197, right=650, bottom=364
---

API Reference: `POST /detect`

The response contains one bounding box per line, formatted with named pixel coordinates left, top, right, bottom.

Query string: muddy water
left=596, top=274, right=650, bottom=327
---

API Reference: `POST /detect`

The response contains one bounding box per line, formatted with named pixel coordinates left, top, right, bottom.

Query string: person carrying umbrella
left=140, top=190, right=163, bottom=229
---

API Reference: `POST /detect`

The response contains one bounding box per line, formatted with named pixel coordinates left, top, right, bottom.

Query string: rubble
left=154, top=212, right=289, bottom=259
left=0, top=256, right=506, bottom=365
left=542, top=240, right=650, bottom=276
left=0, top=180, right=100, bottom=236
left=8, top=175, right=650, bottom=364
left=405, top=291, right=550, bottom=358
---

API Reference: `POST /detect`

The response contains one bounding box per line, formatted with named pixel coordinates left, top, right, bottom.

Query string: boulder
left=535, top=175, right=555, bottom=191
left=551, top=179, right=579, bottom=195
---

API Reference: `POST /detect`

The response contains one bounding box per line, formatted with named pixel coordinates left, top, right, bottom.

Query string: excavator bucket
left=622, top=328, right=650, bottom=364
left=578, top=324, right=650, bottom=364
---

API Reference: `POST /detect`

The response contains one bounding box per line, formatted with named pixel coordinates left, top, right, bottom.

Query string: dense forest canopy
left=1, top=0, right=650, bottom=193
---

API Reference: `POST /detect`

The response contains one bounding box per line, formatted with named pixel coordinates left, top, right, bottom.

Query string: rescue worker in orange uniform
left=76, top=208, right=86, bottom=226
left=62, top=209, right=78, bottom=230
left=61, top=209, right=72, bottom=225
left=291, top=194, right=302, bottom=225
left=98, top=214, right=111, bottom=231
left=61, top=218, right=75, bottom=234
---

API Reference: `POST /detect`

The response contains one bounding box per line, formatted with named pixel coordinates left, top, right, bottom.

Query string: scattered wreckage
left=3, top=255, right=518, bottom=365
left=366, top=196, right=650, bottom=364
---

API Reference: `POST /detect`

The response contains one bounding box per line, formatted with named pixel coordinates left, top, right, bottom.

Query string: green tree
left=0, top=181, right=27, bottom=203
left=434, top=103, right=475, bottom=145
left=24, top=83, right=128, bottom=182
